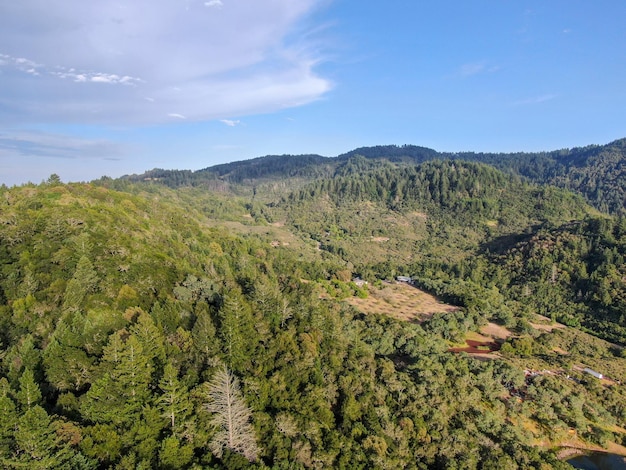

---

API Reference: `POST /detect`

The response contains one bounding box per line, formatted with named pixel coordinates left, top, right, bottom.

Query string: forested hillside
left=337, top=138, right=626, bottom=215
left=277, top=160, right=593, bottom=265
left=0, top=156, right=625, bottom=468
left=125, top=138, right=626, bottom=215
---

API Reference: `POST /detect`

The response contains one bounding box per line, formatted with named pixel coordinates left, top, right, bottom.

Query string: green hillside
left=276, top=160, right=594, bottom=266
left=124, top=138, right=626, bottom=215
left=0, top=161, right=624, bottom=468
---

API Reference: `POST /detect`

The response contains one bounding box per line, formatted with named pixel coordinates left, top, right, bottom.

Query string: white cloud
left=168, top=113, right=187, bottom=119
left=0, top=0, right=331, bottom=126
left=458, top=61, right=500, bottom=78
left=220, top=119, right=240, bottom=127
left=511, top=94, right=558, bottom=106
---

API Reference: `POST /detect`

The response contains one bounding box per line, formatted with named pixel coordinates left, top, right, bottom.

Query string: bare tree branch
left=204, top=365, right=259, bottom=462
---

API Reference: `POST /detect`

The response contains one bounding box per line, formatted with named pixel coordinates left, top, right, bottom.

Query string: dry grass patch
left=346, top=281, right=458, bottom=322
left=480, top=322, right=513, bottom=340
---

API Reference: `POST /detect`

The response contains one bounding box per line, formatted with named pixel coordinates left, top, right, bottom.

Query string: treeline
left=288, top=159, right=589, bottom=220
left=336, top=138, right=626, bottom=215
left=122, top=154, right=334, bottom=189
left=121, top=138, right=626, bottom=216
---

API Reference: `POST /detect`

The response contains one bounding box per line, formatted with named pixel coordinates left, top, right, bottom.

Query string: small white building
left=583, top=368, right=603, bottom=379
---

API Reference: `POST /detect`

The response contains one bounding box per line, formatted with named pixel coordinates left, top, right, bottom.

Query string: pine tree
left=204, top=365, right=259, bottom=462
left=0, top=378, right=17, bottom=460
left=81, top=332, right=153, bottom=425
left=10, top=406, right=72, bottom=469
left=157, top=361, right=192, bottom=437
left=62, top=255, right=98, bottom=311
left=218, top=291, right=257, bottom=373
left=16, top=368, right=42, bottom=410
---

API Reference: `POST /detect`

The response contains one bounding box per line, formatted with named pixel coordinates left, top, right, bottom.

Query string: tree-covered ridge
left=122, top=154, right=334, bottom=192
left=339, top=138, right=626, bottom=215
left=201, top=154, right=333, bottom=183
left=121, top=137, right=626, bottom=215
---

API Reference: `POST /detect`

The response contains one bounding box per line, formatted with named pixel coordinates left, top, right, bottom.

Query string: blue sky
left=1, top=0, right=625, bottom=185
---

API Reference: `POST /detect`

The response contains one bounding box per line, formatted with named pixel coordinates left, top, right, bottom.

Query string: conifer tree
left=218, top=290, right=257, bottom=373
left=62, top=255, right=98, bottom=311
left=0, top=378, right=17, bottom=460
left=16, top=368, right=41, bottom=410
left=157, top=361, right=192, bottom=437
left=10, top=406, right=72, bottom=469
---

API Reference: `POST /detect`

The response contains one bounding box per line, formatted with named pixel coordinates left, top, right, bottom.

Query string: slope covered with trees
left=277, top=159, right=594, bottom=266
left=123, top=138, right=626, bottom=215
left=0, top=155, right=625, bottom=468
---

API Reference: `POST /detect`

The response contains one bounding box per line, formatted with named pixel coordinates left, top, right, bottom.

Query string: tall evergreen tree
left=157, top=361, right=192, bottom=438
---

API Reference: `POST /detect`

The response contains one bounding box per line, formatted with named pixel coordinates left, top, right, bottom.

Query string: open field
left=346, top=281, right=459, bottom=322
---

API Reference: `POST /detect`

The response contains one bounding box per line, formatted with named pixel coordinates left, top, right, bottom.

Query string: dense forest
left=125, top=138, right=626, bottom=216
left=1, top=141, right=626, bottom=468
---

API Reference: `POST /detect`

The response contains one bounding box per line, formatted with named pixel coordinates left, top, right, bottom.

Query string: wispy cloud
left=1, top=53, right=143, bottom=85
left=220, top=119, right=240, bottom=127
left=511, top=94, right=558, bottom=106
left=458, top=61, right=500, bottom=78
left=0, top=130, right=126, bottom=160
left=168, top=113, right=187, bottom=119
left=0, top=0, right=331, bottom=126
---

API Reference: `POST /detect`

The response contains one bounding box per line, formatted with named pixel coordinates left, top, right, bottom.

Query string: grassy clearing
left=346, top=281, right=459, bottom=322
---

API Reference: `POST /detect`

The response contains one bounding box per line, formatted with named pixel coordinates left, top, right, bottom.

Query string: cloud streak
left=0, top=0, right=332, bottom=126
left=511, top=94, right=558, bottom=106
left=457, top=61, right=501, bottom=78
left=0, top=130, right=126, bottom=161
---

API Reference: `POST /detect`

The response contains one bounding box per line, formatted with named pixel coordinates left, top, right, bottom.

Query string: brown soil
left=480, top=322, right=513, bottom=340
left=530, top=321, right=566, bottom=332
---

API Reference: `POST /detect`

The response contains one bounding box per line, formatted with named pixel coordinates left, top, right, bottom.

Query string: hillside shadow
left=478, top=229, right=538, bottom=255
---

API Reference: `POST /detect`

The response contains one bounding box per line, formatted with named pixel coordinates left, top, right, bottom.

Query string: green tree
left=218, top=290, right=258, bottom=373
left=63, top=256, right=99, bottom=311
left=16, top=368, right=41, bottom=410
left=157, top=361, right=192, bottom=438
left=8, top=406, right=72, bottom=469
left=0, top=378, right=18, bottom=460
left=81, top=332, right=153, bottom=426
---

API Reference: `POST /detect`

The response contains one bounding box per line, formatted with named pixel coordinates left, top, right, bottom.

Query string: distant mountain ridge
left=122, top=137, right=626, bottom=214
